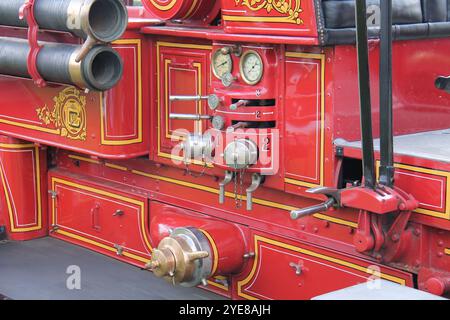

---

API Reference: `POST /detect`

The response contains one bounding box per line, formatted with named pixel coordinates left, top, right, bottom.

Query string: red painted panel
left=156, top=43, right=210, bottom=159
left=0, top=34, right=149, bottom=159
left=284, top=55, right=322, bottom=185
left=395, top=168, right=447, bottom=214
left=169, top=68, right=198, bottom=135
left=104, top=45, right=139, bottom=142
left=0, top=136, right=47, bottom=240
left=235, top=232, right=413, bottom=300
left=334, top=39, right=450, bottom=141
left=221, top=0, right=318, bottom=38
left=49, top=171, right=152, bottom=267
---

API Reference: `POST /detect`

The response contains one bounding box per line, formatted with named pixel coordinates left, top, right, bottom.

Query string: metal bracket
left=289, top=262, right=303, bottom=276
left=114, top=244, right=124, bottom=256
left=246, top=173, right=263, bottom=211
left=19, top=0, right=47, bottom=88
left=50, top=225, right=60, bottom=233
left=219, top=171, right=234, bottom=204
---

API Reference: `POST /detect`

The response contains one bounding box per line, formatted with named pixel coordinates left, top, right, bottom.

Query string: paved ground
left=0, top=237, right=225, bottom=300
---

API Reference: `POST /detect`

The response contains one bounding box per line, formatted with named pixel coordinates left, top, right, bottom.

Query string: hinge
left=48, top=190, right=58, bottom=199
left=114, top=244, right=124, bottom=256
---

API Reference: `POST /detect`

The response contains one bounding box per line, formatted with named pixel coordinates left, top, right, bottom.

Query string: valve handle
left=290, top=198, right=336, bottom=220
left=169, top=113, right=212, bottom=121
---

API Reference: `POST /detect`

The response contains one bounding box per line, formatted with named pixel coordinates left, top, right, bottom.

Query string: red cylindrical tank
left=142, top=0, right=220, bottom=23
left=149, top=201, right=247, bottom=278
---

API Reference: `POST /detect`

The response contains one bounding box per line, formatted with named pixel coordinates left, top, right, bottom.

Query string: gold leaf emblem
left=36, top=87, right=87, bottom=141
left=235, top=0, right=303, bottom=24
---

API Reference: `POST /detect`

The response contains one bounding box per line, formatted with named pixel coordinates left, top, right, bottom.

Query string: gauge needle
left=217, top=61, right=228, bottom=67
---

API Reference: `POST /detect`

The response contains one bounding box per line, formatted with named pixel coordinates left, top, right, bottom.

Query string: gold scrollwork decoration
left=36, top=87, right=87, bottom=141
left=234, top=0, right=303, bottom=24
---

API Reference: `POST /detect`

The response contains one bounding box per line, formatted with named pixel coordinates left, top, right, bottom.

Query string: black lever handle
left=436, top=76, right=450, bottom=93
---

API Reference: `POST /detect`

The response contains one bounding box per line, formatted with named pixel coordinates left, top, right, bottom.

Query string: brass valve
left=146, top=228, right=212, bottom=287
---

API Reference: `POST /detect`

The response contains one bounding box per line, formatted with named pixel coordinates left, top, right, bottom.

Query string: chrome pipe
left=169, top=113, right=212, bottom=121
left=170, top=95, right=210, bottom=102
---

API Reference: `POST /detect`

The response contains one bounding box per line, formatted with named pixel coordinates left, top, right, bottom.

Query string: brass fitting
left=146, top=228, right=212, bottom=287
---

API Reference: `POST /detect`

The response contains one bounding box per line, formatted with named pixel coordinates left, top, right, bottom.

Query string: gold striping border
left=50, top=177, right=153, bottom=253
left=156, top=41, right=212, bottom=165
left=284, top=52, right=326, bottom=189
left=237, top=235, right=407, bottom=300
left=102, top=39, right=143, bottom=146
left=0, top=144, right=42, bottom=232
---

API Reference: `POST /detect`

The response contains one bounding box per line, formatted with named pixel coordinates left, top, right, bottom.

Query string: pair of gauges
left=212, top=47, right=264, bottom=86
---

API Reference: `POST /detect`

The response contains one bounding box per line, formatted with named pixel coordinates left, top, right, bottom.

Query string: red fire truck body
left=0, top=0, right=449, bottom=299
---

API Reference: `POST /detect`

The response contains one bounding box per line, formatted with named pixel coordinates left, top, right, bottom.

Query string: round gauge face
left=212, top=49, right=233, bottom=80
left=240, top=50, right=264, bottom=85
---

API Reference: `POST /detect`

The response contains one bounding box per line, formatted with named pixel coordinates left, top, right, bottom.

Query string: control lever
left=226, top=122, right=250, bottom=133
left=169, top=114, right=212, bottom=121
left=290, top=187, right=339, bottom=220
left=219, top=171, right=234, bottom=204
left=290, top=198, right=336, bottom=220
left=246, top=173, right=263, bottom=211
left=230, top=100, right=249, bottom=110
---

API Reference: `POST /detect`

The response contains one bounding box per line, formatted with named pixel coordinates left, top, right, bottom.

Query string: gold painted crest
left=234, top=0, right=303, bottom=24
left=36, top=87, right=87, bottom=141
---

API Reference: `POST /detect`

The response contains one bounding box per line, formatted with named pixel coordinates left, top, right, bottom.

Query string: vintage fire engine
left=0, top=0, right=449, bottom=300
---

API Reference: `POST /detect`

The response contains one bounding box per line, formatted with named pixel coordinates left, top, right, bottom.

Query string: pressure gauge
left=212, top=49, right=233, bottom=80
left=240, top=50, right=264, bottom=85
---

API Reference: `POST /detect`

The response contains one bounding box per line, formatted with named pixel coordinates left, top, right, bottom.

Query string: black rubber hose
left=0, top=0, right=127, bottom=42
left=0, top=37, right=123, bottom=91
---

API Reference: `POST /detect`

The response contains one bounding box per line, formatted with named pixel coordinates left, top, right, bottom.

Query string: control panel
left=168, top=43, right=281, bottom=210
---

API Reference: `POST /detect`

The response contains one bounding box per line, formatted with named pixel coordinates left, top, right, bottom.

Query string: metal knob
left=221, top=45, right=242, bottom=57
left=222, top=72, right=236, bottom=87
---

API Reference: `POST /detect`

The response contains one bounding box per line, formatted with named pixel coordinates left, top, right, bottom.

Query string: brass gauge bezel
left=212, top=49, right=233, bottom=80
left=239, top=50, right=264, bottom=85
